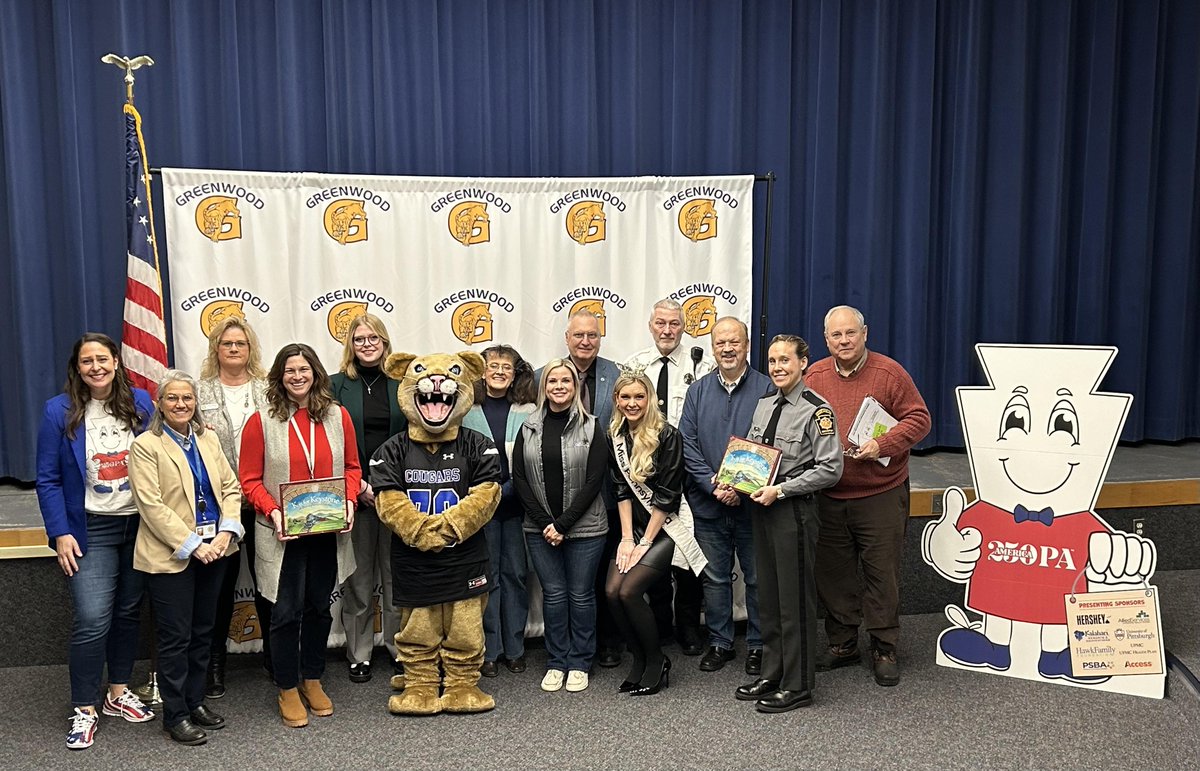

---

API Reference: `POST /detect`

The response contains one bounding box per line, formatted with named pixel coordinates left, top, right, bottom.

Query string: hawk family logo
left=678, top=198, right=718, bottom=242
left=566, top=201, right=606, bottom=245
left=194, top=196, right=242, bottom=242
left=200, top=300, right=247, bottom=337
left=681, top=295, right=718, bottom=337
left=570, top=299, right=607, bottom=336
left=451, top=302, right=494, bottom=344
left=327, top=301, right=369, bottom=343
left=448, top=201, right=490, bottom=246
left=324, top=199, right=368, bottom=245
left=228, top=600, right=263, bottom=643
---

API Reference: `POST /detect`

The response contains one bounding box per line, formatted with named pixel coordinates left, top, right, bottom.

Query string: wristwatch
left=637, top=537, right=653, bottom=547
left=776, top=486, right=786, bottom=500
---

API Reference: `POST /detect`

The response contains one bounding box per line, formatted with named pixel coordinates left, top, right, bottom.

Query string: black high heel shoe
left=618, top=680, right=638, bottom=693
left=630, top=658, right=671, bottom=696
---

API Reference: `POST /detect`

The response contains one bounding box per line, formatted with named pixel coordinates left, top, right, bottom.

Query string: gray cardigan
left=512, top=405, right=608, bottom=539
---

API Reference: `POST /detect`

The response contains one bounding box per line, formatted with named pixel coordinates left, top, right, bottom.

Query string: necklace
left=363, top=373, right=383, bottom=395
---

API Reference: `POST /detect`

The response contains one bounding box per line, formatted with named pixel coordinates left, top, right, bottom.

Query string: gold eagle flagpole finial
left=100, top=53, right=155, bottom=103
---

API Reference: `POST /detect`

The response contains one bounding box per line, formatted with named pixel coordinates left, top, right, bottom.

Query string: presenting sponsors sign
left=1065, top=587, right=1164, bottom=677
left=162, top=171, right=753, bottom=377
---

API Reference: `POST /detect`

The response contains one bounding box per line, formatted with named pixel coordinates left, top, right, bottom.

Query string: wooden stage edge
left=3, top=479, right=1196, bottom=556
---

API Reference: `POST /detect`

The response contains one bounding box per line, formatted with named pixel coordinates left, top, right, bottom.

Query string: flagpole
left=102, top=52, right=164, bottom=708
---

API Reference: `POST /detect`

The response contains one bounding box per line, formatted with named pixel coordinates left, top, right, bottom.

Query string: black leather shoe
left=678, top=626, right=704, bottom=656
left=597, top=648, right=622, bottom=668
left=872, top=649, right=900, bottom=686
left=629, top=659, right=671, bottom=696
left=745, top=649, right=763, bottom=675
left=735, top=678, right=780, bottom=701
left=816, top=641, right=861, bottom=672
left=166, top=719, right=207, bottom=746
left=349, top=661, right=372, bottom=683
left=480, top=660, right=499, bottom=678
left=504, top=656, right=527, bottom=674
left=205, top=653, right=226, bottom=699
left=617, top=680, right=639, bottom=693
left=755, top=689, right=813, bottom=713
left=190, top=704, right=225, bottom=729
left=698, top=646, right=736, bottom=672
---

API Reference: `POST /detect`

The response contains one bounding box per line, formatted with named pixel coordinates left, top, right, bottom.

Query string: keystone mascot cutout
left=922, top=345, right=1164, bottom=698
left=371, top=351, right=501, bottom=715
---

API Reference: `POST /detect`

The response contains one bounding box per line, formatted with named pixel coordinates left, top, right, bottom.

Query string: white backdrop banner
left=161, top=170, right=754, bottom=375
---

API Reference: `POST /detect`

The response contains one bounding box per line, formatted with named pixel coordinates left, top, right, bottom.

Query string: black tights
left=605, top=559, right=669, bottom=686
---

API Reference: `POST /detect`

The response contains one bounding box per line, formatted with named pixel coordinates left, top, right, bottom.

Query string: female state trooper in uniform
left=734, top=334, right=843, bottom=713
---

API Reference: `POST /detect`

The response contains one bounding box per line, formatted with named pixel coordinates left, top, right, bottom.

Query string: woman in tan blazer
left=129, top=370, right=242, bottom=746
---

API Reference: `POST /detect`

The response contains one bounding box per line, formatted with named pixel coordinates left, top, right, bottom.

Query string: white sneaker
left=565, top=670, right=589, bottom=692
left=66, top=708, right=98, bottom=750
left=540, top=669, right=565, bottom=692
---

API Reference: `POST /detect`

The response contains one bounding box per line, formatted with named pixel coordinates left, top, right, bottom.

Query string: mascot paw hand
left=922, top=488, right=981, bottom=583
left=1087, top=531, right=1156, bottom=584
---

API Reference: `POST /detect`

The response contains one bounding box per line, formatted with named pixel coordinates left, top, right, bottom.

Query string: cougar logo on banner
left=570, top=299, right=607, bottom=336
left=682, top=295, right=719, bottom=337
left=327, top=301, right=369, bottom=343
left=678, top=198, right=718, bottom=242
left=200, top=301, right=247, bottom=337
left=194, top=196, right=242, bottom=242
left=228, top=600, right=262, bottom=643
left=452, top=302, right=494, bottom=344
left=324, top=199, right=368, bottom=245
left=449, top=201, right=490, bottom=246
left=566, top=201, right=606, bottom=245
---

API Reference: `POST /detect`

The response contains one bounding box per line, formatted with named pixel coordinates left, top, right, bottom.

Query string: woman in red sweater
left=239, top=343, right=360, bottom=728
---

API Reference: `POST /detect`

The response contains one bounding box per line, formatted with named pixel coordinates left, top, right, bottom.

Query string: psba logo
left=451, top=302, right=494, bottom=344
left=323, top=199, right=368, bottom=245
left=327, top=301, right=368, bottom=343
left=448, top=201, right=490, bottom=246
left=681, top=295, right=718, bottom=337
left=200, top=300, right=247, bottom=337
left=566, top=201, right=606, bottom=245
left=677, top=198, right=718, bottom=242
left=570, top=298, right=607, bottom=336
left=194, top=196, right=242, bottom=242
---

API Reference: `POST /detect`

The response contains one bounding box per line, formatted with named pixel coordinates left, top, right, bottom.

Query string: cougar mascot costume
left=372, top=351, right=501, bottom=715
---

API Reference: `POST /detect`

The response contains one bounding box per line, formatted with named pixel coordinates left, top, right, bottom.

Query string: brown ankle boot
left=297, top=679, right=333, bottom=716
left=278, top=688, right=308, bottom=727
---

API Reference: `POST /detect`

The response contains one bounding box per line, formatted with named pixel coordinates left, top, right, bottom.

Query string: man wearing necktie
left=735, top=334, right=843, bottom=713
left=624, top=299, right=715, bottom=656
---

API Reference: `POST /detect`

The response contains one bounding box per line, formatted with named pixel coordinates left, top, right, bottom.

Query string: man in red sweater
left=805, top=306, right=930, bottom=687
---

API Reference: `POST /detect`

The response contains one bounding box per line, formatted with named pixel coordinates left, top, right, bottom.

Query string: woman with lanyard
left=512, top=358, right=609, bottom=692
left=736, top=334, right=843, bottom=713
left=330, top=313, right=406, bottom=684
left=239, top=343, right=360, bottom=728
left=463, top=344, right=537, bottom=677
left=36, top=333, right=156, bottom=750
left=605, top=371, right=707, bottom=696
left=129, top=370, right=243, bottom=745
left=196, top=315, right=271, bottom=696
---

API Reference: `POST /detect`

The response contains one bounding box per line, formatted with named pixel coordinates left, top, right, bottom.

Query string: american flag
left=121, top=103, right=168, bottom=391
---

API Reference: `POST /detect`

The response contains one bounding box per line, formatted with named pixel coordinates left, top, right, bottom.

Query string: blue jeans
left=525, top=532, right=605, bottom=672
left=67, top=513, right=146, bottom=706
left=693, top=510, right=761, bottom=650
left=484, top=517, right=529, bottom=662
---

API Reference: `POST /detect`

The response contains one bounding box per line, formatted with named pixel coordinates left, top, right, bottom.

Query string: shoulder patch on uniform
left=813, top=406, right=836, bottom=436
left=801, top=390, right=824, bottom=408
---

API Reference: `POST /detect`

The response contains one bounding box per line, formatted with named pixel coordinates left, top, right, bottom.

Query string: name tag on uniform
left=196, top=521, right=217, bottom=539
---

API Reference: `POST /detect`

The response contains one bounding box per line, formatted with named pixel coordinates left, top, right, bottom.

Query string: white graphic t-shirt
left=84, top=400, right=137, bottom=515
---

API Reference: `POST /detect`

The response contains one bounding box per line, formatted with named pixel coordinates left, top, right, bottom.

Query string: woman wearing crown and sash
left=605, top=369, right=707, bottom=696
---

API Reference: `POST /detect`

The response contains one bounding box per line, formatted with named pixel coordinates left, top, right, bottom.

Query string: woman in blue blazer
left=35, top=333, right=156, bottom=750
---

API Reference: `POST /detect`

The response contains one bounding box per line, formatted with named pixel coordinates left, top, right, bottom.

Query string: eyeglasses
left=352, top=335, right=382, bottom=347
left=162, top=394, right=196, bottom=404
left=487, top=363, right=514, bottom=373
left=220, top=341, right=249, bottom=350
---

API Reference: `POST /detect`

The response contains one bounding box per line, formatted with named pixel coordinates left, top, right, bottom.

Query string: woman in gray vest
left=238, top=343, right=360, bottom=728
left=512, top=358, right=608, bottom=694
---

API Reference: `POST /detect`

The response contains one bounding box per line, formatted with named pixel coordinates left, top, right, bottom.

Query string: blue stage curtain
left=0, top=0, right=1196, bottom=479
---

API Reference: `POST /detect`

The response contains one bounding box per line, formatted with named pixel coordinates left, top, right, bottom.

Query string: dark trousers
left=271, top=533, right=337, bottom=690
left=751, top=496, right=818, bottom=693
left=211, top=505, right=273, bottom=661
left=147, top=557, right=229, bottom=727
left=815, top=482, right=909, bottom=653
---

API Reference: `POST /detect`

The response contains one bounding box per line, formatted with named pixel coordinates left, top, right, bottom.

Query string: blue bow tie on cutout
left=1013, top=504, right=1054, bottom=526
